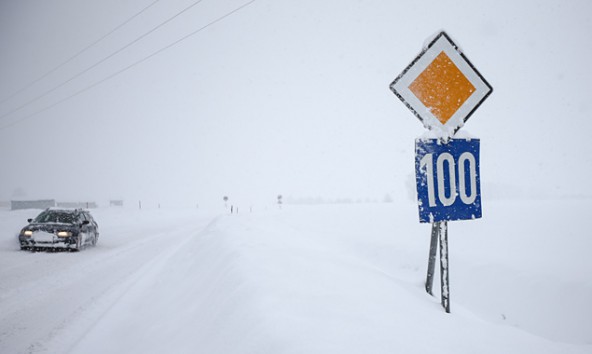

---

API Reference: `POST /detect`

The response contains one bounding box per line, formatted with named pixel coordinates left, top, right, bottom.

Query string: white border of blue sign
left=415, top=138, right=482, bottom=223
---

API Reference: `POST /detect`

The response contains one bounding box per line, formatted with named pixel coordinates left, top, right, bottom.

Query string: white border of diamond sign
left=390, top=32, right=493, bottom=139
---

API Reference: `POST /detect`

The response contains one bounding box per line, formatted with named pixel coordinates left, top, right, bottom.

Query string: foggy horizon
left=1, top=0, right=591, bottom=209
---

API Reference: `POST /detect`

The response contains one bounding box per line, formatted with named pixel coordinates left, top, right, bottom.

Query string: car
left=18, top=208, right=99, bottom=251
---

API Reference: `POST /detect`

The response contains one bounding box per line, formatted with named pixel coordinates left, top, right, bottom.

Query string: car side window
left=84, top=212, right=96, bottom=226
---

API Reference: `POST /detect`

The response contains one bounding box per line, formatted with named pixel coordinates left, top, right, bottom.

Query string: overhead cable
left=0, top=0, right=161, bottom=105
left=0, top=0, right=205, bottom=121
left=0, top=0, right=257, bottom=131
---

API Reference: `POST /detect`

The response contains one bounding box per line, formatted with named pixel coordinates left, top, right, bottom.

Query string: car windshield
left=34, top=211, right=76, bottom=224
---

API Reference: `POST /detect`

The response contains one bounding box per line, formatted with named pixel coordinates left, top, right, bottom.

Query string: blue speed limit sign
left=415, top=138, right=481, bottom=223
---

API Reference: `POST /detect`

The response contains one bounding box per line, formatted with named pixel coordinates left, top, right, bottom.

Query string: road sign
left=390, top=32, right=492, bottom=140
left=415, top=138, right=481, bottom=223
left=389, top=31, right=492, bottom=313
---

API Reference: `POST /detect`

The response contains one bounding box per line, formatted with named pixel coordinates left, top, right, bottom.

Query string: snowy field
left=1, top=200, right=591, bottom=353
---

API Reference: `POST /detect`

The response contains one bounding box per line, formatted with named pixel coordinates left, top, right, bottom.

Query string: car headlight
left=23, top=230, right=33, bottom=237
left=57, top=231, right=72, bottom=237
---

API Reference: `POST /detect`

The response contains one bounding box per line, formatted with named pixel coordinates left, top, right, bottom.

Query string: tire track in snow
left=0, top=211, right=216, bottom=354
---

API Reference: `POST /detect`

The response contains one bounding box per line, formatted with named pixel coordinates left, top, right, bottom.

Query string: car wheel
left=72, top=237, right=82, bottom=252
left=91, top=233, right=98, bottom=246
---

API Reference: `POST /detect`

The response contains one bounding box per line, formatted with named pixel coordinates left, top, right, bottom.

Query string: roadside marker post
left=389, top=31, right=492, bottom=313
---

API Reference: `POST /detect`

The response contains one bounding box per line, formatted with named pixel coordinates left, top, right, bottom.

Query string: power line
left=0, top=0, right=257, bottom=131
left=0, top=0, right=206, bottom=121
left=0, top=0, right=161, bottom=105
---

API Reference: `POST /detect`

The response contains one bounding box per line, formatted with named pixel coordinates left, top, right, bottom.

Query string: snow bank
left=64, top=201, right=592, bottom=353
left=1, top=200, right=590, bottom=353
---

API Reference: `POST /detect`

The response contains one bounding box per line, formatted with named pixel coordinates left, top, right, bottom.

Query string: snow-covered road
left=0, top=208, right=215, bottom=354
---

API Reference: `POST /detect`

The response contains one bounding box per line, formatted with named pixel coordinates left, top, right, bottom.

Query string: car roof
left=44, top=208, right=84, bottom=213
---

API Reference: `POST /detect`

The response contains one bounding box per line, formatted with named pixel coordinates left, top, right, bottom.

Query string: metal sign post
left=389, top=31, right=492, bottom=313
left=425, top=222, right=439, bottom=296
left=438, top=221, right=450, bottom=313
left=425, top=221, right=449, bottom=313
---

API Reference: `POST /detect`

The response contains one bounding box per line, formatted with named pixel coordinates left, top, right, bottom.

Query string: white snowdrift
left=1, top=200, right=591, bottom=353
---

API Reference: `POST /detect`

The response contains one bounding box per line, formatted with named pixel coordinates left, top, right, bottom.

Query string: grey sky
left=1, top=0, right=591, bottom=208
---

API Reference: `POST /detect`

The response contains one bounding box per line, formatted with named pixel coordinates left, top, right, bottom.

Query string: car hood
left=24, top=223, right=78, bottom=233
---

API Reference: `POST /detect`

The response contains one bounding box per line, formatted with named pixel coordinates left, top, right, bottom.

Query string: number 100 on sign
left=415, top=138, right=482, bottom=223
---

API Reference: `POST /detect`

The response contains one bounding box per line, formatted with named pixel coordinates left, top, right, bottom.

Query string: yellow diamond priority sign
left=390, top=32, right=492, bottom=139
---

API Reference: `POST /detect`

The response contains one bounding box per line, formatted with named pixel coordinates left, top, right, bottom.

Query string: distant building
left=110, top=200, right=124, bottom=207
left=11, top=200, right=56, bottom=210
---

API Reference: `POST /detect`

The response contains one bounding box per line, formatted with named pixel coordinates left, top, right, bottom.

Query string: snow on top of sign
left=418, top=128, right=477, bottom=141
left=423, top=30, right=464, bottom=53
